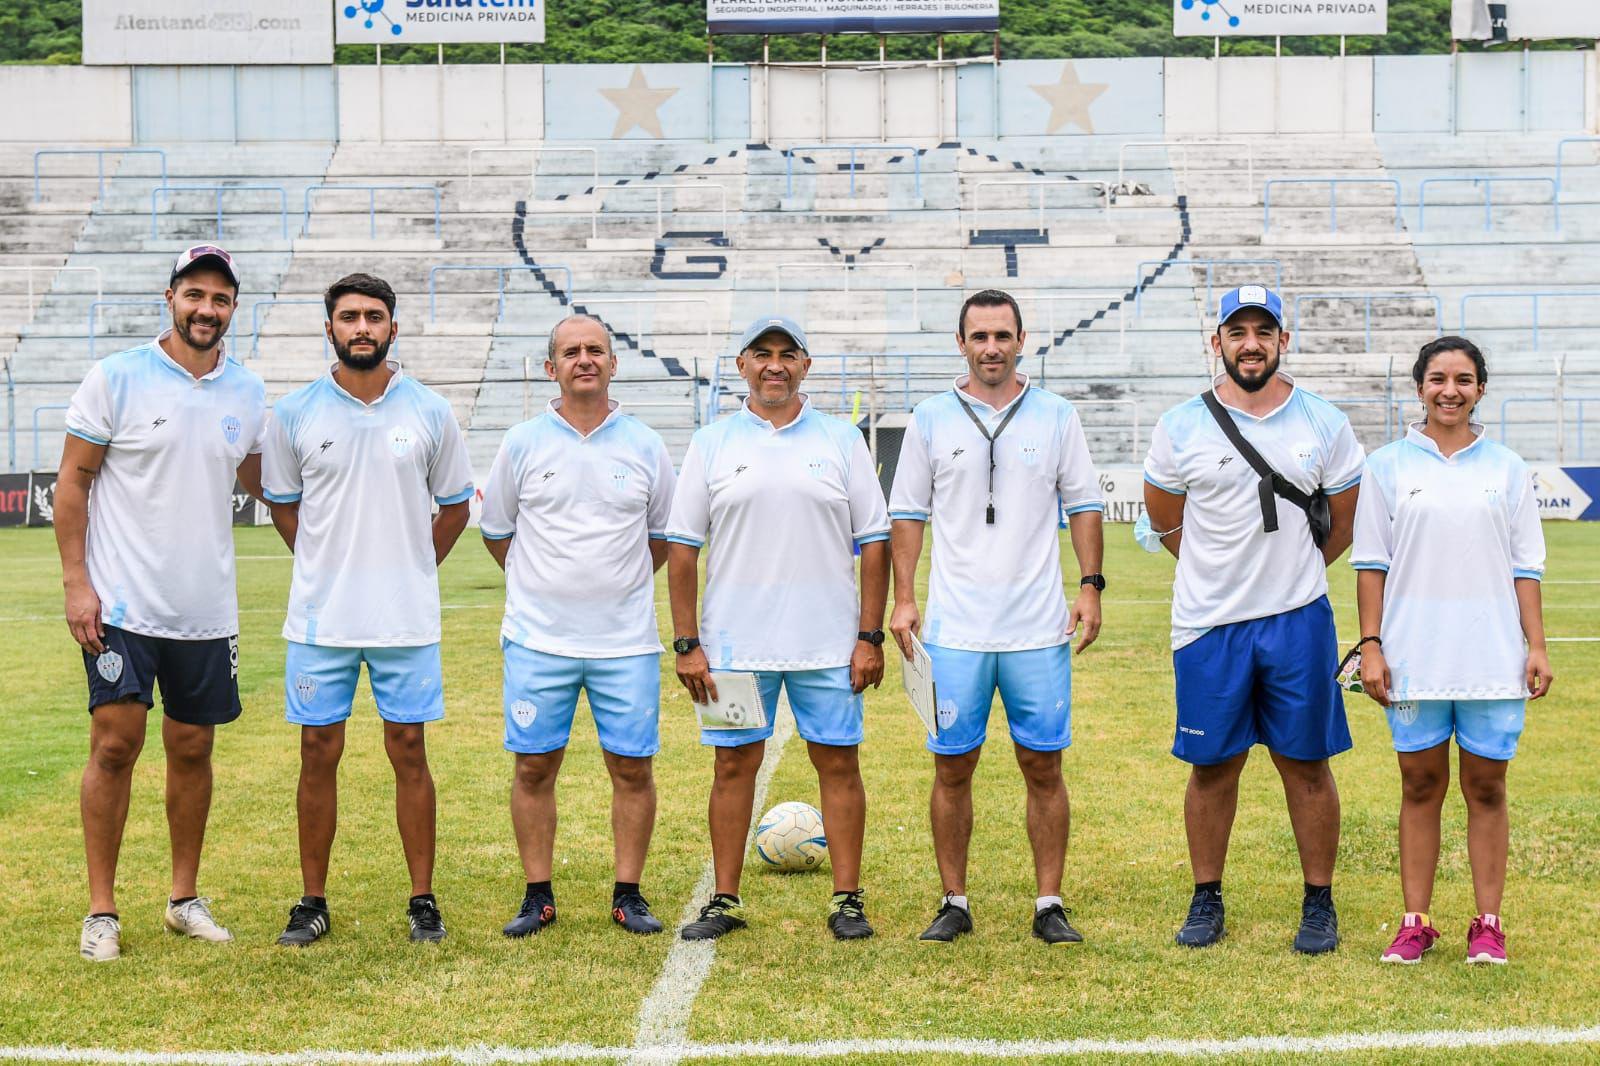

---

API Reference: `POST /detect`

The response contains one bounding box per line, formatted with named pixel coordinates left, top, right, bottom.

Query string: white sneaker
left=164, top=897, right=233, bottom=943
left=80, top=914, right=122, bottom=962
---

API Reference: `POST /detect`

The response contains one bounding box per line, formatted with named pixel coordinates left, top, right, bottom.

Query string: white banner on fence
left=707, top=1, right=1001, bottom=35
left=1452, top=0, right=1600, bottom=42
left=1173, top=0, right=1387, bottom=37
left=337, top=0, right=546, bottom=44
left=82, top=0, right=332, bottom=64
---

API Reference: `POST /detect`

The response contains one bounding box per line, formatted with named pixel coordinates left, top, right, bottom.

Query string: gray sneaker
left=80, top=914, right=121, bottom=962
left=164, top=897, right=233, bottom=943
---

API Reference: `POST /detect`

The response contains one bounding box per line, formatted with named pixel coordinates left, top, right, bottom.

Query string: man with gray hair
left=479, top=314, right=677, bottom=938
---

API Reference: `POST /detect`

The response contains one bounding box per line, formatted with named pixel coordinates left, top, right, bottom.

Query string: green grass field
left=1, top=524, right=1598, bottom=1065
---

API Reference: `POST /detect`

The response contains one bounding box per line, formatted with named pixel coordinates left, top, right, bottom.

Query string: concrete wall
left=337, top=63, right=544, bottom=142
left=751, top=63, right=953, bottom=142
left=0, top=66, right=132, bottom=143
left=1166, top=56, right=1373, bottom=135
left=1375, top=51, right=1589, bottom=133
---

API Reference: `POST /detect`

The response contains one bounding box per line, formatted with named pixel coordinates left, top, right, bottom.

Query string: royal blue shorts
left=1172, top=596, right=1351, bottom=766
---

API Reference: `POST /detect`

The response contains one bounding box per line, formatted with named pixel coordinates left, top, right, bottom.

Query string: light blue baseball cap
left=1218, top=285, right=1284, bottom=328
left=738, top=315, right=809, bottom=354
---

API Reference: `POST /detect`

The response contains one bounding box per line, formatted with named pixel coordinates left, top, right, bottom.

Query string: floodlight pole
left=377, top=44, right=385, bottom=145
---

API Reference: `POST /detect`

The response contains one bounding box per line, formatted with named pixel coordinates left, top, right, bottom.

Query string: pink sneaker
left=1466, top=916, right=1507, bottom=965
left=1380, top=914, right=1439, bottom=964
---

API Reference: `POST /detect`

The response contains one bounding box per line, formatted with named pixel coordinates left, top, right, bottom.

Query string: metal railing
left=1262, top=178, right=1402, bottom=233
left=1458, top=291, right=1600, bottom=351
left=1417, top=176, right=1559, bottom=232
left=969, top=180, right=1108, bottom=237
left=1017, top=293, right=1129, bottom=360
left=1132, top=258, right=1284, bottom=318
left=783, top=144, right=922, bottom=199
left=465, top=146, right=599, bottom=200
left=301, top=183, right=442, bottom=239
left=427, top=264, right=574, bottom=322
left=31, top=403, right=68, bottom=471
left=569, top=295, right=715, bottom=356
left=247, top=298, right=328, bottom=360
left=1553, top=136, right=1600, bottom=226
left=1116, top=140, right=1253, bottom=199
left=773, top=261, right=921, bottom=329
left=1290, top=292, right=1443, bottom=353
left=33, top=147, right=167, bottom=202
left=149, top=184, right=290, bottom=240
left=3, top=357, right=13, bottom=472
left=589, top=181, right=729, bottom=240
left=88, top=298, right=168, bottom=361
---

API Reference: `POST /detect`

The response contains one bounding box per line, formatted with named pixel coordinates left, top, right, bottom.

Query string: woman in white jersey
left=1350, top=336, right=1553, bottom=967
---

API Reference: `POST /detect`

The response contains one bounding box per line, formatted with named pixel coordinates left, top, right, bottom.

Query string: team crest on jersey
left=1020, top=441, right=1041, bottom=466
left=95, top=650, right=124, bottom=684
left=611, top=466, right=630, bottom=490
left=295, top=673, right=318, bottom=703
left=389, top=426, right=414, bottom=458
left=221, top=415, right=241, bottom=445
left=1295, top=444, right=1316, bottom=471
left=511, top=700, right=538, bottom=727
left=806, top=458, right=827, bottom=479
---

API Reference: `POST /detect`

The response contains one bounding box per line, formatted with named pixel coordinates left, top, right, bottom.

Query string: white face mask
left=1133, top=512, right=1178, bottom=554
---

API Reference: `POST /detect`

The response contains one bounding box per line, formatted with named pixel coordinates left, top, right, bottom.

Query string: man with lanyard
left=57, top=244, right=266, bottom=962
left=666, top=315, right=891, bottom=942
left=888, top=289, right=1106, bottom=945
left=479, top=314, right=676, bottom=939
left=262, top=273, right=474, bottom=947
left=1142, top=285, right=1365, bottom=954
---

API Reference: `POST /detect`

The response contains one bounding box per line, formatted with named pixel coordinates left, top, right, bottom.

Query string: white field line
left=5, top=1023, right=1600, bottom=1064
left=626, top=699, right=798, bottom=1064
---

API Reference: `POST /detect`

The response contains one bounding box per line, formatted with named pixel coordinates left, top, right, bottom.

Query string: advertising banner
left=1530, top=465, right=1600, bottom=521
left=1452, top=0, right=1600, bottom=41
left=0, top=474, right=29, bottom=528
left=1173, top=0, right=1387, bottom=37
left=337, top=0, right=546, bottom=44
left=707, top=1, right=1001, bottom=36
left=82, top=0, right=333, bottom=65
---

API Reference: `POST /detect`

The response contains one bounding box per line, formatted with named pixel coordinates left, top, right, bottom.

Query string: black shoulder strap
left=1201, top=390, right=1316, bottom=533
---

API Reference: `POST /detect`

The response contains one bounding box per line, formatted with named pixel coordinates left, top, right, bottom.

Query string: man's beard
left=1222, top=350, right=1279, bottom=393
left=174, top=309, right=225, bottom=352
left=334, top=334, right=391, bottom=371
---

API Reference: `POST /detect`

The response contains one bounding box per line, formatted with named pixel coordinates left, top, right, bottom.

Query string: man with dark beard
left=261, top=273, right=473, bottom=947
left=56, top=245, right=266, bottom=962
left=1142, top=286, right=1365, bottom=956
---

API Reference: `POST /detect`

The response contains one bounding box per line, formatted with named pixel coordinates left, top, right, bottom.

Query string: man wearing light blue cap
left=1142, top=285, right=1365, bottom=955
left=667, top=315, right=891, bottom=942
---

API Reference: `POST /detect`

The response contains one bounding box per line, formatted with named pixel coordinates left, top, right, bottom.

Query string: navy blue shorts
left=83, top=625, right=242, bottom=727
left=1171, top=596, right=1351, bottom=766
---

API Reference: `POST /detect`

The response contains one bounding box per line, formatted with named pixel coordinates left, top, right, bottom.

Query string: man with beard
left=1143, top=286, right=1365, bottom=954
left=667, top=315, right=890, bottom=942
left=262, top=273, right=473, bottom=947
left=56, top=244, right=267, bottom=961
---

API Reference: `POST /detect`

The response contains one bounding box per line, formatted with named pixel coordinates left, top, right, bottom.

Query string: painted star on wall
left=1029, top=63, right=1110, bottom=135
left=599, top=65, right=680, bottom=139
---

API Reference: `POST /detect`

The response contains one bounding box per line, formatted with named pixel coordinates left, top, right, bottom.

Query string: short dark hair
left=324, top=273, right=396, bottom=319
left=1413, top=335, right=1488, bottom=388
left=958, top=289, right=1023, bottom=340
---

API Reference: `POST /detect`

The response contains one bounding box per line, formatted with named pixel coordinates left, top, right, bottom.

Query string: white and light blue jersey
left=888, top=376, right=1104, bottom=651
left=480, top=400, right=675, bottom=659
left=261, top=362, right=473, bottom=648
left=65, top=333, right=266, bottom=640
left=1144, top=375, right=1366, bottom=649
left=1351, top=423, right=1545, bottom=701
left=666, top=397, right=890, bottom=671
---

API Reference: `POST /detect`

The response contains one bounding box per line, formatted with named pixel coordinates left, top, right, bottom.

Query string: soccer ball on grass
left=754, top=801, right=827, bottom=872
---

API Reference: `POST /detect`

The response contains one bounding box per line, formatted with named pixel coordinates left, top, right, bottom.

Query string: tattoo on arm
left=75, top=466, right=98, bottom=477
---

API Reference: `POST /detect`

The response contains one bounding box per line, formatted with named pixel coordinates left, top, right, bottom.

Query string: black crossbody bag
left=1201, top=390, right=1332, bottom=549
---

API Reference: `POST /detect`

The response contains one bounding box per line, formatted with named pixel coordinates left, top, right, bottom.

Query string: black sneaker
left=503, top=893, right=556, bottom=938
left=1175, top=889, right=1225, bottom=948
left=1032, top=903, right=1083, bottom=945
left=918, top=897, right=973, bottom=943
left=1293, top=888, right=1339, bottom=955
left=276, top=898, right=330, bottom=947
left=408, top=896, right=447, bottom=943
left=612, top=891, right=664, bottom=935
left=827, top=890, right=874, bottom=941
left=679, top=894, right=747, bottom=941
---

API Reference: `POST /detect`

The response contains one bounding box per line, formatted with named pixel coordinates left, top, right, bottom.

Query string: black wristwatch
left=672, top=636, right=700, bottom=655
left=1079, top=574, right=1106, bottom=592
left=857, top=629, right=886, bottom=646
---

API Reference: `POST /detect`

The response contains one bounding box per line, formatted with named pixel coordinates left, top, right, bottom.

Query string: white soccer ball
left=754, top=801, right=828, bottom=872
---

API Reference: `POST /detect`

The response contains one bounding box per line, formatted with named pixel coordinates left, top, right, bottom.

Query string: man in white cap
left=667, top=315, right=891, bottom=942
left=55, top=244, right=267, bottom=962
left=1142, top=285, right=1365, bottom=955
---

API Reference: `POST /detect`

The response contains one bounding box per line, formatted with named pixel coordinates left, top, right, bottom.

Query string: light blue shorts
left=701, top=667, right=863, bottom=749
left=1387, top=698, right=1525, bottom=762
left=925, top=643, right=1072, bottom=756
left=285, top=641, right=444, bottom=726
left=503, top=642, right=661, bottom=758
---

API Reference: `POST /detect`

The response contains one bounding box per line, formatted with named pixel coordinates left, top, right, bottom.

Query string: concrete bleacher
left=5, top=132, right=1600, bottom=478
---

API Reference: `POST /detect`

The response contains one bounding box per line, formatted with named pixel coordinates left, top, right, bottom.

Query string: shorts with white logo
left=82, top=624, right=241, bottom=726
left=924, top=643, right=1072, bottom=756
left=502, top=641, right=661, bottom=758
left=1386, top=698, right=1525, bottom=762
left=284, top=641, right=444, bottom=726
left=700, top=667, right=863, bottom=749
left=1172, top=596, right=1351, bottom=766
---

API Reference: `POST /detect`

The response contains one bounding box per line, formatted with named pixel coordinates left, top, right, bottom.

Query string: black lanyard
left=954, top=387, right=1026, bottom=525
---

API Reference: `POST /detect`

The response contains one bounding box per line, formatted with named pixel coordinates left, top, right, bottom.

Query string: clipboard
left=902, top=633, right=940, bottom=738
left=694, top=671, right=768, bottom=731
